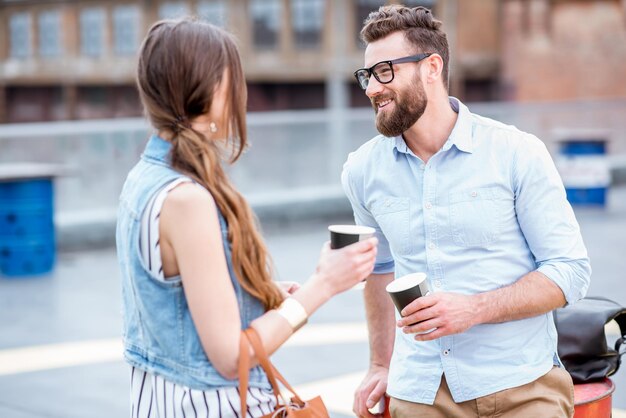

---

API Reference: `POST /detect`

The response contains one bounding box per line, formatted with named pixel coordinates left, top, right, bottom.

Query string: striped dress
left=132, top=178, right=276, bottom=418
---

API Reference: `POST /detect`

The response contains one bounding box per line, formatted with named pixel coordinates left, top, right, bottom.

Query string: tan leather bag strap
left=239, top=329, right=282, bottom=414
left=244, top=328, right=305, bottom=405
left=268, top=364, right=305, bottom=405
left=243, top=328, right=282, bottom=392
left=238, top=331, right=251, bottom=416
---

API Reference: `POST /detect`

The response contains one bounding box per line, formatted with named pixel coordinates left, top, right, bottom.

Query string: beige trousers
left=389, top=367, right=574, bottom=418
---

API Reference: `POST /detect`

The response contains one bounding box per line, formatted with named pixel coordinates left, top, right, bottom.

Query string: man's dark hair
left=360, top=5, right=450, bottom=89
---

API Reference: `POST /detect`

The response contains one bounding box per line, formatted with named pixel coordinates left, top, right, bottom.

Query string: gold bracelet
left=276, top=298, right=308, bottom=332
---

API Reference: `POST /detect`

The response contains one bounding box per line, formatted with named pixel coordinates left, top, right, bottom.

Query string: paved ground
left=1, top=187, right=626, bottom=417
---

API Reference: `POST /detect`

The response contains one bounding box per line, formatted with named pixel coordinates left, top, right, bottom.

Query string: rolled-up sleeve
left=513, top=135, right=591, bottom=304
left=341, top=155, right=395, bottom=274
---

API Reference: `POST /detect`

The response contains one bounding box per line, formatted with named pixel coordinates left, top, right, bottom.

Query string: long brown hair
left=361, top=5, right=450, bottom=89
left=136, top=18, right=283, bottom=311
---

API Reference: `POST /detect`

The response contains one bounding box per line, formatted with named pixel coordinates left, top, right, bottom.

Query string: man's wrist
left=369, top=356, right=392, bottom=370
left=472, top=293, right=491, bottom=326
left=369, top=362, right=389, bottom=370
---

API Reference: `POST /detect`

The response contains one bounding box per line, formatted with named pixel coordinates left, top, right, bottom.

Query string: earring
left=209, top=122, right=218, bottom=133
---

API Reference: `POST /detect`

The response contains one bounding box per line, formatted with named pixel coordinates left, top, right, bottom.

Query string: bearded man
left=342, top=5, right=591, bottom=418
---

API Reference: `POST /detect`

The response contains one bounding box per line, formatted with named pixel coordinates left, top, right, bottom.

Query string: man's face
left=363, top=32, right=428, bottom=137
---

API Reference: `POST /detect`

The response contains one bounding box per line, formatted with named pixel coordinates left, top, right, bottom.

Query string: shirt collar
left=142, top=134, right=172, bottom=164
left=393, top=136, right=410, bottom=156
left=444, top=97, right=473, bottom=154
left=391, top=96, right=474, bottom=157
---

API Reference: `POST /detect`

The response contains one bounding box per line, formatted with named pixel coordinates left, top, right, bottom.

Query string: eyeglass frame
left=353, top=52, right=433, bottom=90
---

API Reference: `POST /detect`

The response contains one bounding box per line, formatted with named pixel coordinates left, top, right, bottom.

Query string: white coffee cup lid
left=328, top=225, right=376, bottom=235
left=386, top=273, right=427, bottom=293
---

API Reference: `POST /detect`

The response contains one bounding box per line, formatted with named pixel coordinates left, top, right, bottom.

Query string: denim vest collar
left=142, top=134, right=172, bottom=165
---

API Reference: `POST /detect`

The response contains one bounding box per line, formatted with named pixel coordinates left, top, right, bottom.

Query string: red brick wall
left=502, top=0, right=626, bottom=101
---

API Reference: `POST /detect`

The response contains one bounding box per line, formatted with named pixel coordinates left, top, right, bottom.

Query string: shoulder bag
left=239, top=328, right=330, bottom=418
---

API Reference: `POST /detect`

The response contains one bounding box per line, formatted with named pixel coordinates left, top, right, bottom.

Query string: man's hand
left=353, top=364, right=388, bottom=418
left=397, top=292, right=478, bottom=341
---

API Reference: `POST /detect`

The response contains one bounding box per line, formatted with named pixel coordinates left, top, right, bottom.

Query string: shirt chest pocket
left=448, top=187, right=507, bottom=247
left=370, top=197, right=412, bottom=256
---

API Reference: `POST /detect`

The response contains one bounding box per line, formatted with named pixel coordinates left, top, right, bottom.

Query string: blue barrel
left=0, top=179, right=56, bottom=277
left=557, top=140, right=610, bottom=206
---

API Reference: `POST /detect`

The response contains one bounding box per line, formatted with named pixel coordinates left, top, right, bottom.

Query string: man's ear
left=424, top=53, right=444, bottom=85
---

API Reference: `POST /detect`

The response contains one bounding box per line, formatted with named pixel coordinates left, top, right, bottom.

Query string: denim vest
left=116, top=134, right=270, bottom=390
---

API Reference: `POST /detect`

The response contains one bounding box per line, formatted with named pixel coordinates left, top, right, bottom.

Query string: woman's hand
left=276, top=281, right=301, bottom=298
left=313, top=238, right=378, bottom=296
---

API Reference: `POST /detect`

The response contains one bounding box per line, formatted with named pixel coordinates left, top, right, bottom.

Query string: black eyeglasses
left=354, top=53, right=433, bottom=90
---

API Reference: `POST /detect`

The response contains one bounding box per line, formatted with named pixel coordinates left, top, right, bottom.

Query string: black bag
left=555, top=296, right=626, bottom=383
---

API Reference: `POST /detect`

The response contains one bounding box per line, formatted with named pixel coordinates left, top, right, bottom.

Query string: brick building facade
left=501, top=0, right=626, bottom=101
left=0, top=0, right=624, bottom=123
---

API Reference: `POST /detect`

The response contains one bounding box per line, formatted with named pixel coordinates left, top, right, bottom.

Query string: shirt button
left=428, top=242, right=436, bottom=249
left=443, top=349, right=450, bottom=356
left=425, top=202, right=432, bottom=210
left=471, top=191, right=478, bottom=197
left=420, top=164, right=425, bottom=170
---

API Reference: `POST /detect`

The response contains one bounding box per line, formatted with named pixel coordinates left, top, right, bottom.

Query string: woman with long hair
left=116, top=18, right=377, bottom=418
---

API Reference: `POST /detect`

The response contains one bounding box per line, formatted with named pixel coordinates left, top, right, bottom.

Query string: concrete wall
left=1, top=100, right=625, bottom=248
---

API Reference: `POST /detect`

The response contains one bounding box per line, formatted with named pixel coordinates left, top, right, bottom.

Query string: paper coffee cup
left=386, top=273, right=432, bottom=313
left=328, top=225, right=376, bottom=249
left=386, top=273, right=435, bottom=334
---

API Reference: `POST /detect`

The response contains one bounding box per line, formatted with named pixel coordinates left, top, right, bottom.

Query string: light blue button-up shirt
left=341, top=97, right=591, bottom=404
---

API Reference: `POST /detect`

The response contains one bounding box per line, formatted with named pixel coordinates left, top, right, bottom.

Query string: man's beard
left=372, top=77, right=427, bottom=138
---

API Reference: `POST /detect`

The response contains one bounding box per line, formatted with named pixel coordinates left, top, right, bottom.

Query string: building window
left=355, top=0, right=385, bottom=48
left=80, top=8, right=105, bottom=57
left=247, top=82, right=326, bottom=111
left=113, top=5, right=140, bottom=56
left=9, top=12, right=32, bottom=59
left=250, top=0, right=281, bottom=49
left=82, top=86, right=108, bottom=106
left=403, top=0, right=436, bottom=8
left=291, top=0, right=324, bottom=49
left=38, top=10, right=62, bottom=58
left=159, top=2, right=191, bottom=20
left=6, top=86, right=63, bottom=123
left=197, top=0, right=227, bottom=26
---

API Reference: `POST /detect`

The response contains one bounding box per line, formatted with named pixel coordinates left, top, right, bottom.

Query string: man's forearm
left=474, top=270, right=566, bottom=325
left=364, top=273, right=395, bottom=367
